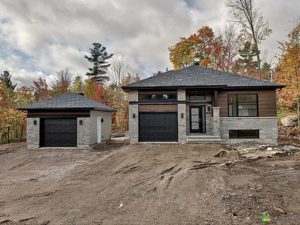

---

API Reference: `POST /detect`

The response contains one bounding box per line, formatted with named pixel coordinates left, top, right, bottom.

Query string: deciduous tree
left=227, top=0, right=272, bottom=79
left=276, top=22, right=300, bottom=113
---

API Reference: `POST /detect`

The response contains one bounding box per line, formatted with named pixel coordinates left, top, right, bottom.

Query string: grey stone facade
left=212, top=107, right=220, bottom=137
left=178, top=89, right=186, bottom=143
left=77, top=117, right=90, bottom=148
left=26, top=118, right=40, bottom=149
left=127, top=88, right=278, bottom=145
left=128, top=90, right=139, bottom=143
left=220, top=117, right=278, bottom=144
left=26, top=111, right=113, bottom=149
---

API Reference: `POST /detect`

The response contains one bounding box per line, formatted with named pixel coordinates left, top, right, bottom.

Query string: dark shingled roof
left=123, top=65, right=284, bottom=90
left=18, top=93, right=115, bottom=112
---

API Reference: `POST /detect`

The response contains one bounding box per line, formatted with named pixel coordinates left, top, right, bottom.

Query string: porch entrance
left=190, top=106, right=206, bottom=133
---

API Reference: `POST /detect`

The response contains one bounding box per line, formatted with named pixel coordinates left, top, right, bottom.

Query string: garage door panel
left=41, top=118, right=77, bottom=147
left=139, top=113, right=178, bottom=142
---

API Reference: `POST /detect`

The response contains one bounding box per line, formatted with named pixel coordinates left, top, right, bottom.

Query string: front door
left=190, top=106, right=206, bottom=133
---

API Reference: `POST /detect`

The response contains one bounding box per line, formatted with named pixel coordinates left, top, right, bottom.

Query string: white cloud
left=0, top=0, right=299, bottom=86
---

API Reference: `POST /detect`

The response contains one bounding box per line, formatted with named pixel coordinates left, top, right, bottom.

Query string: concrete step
left=186, top=135, right=222, bottom=144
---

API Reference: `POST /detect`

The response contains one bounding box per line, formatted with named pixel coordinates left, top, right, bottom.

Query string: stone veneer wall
left=178, top=89, right=186, bottom=143
left=128, top=90, right=139, bottom=143
left=220, top=117, right=278, bottom=144
left=77, top=117, right=90, bottom=148
left=26, top=117, right=40, bottom=149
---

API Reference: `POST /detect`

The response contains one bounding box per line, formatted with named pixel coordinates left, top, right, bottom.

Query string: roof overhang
left=122, top=84, right=285, bottom=91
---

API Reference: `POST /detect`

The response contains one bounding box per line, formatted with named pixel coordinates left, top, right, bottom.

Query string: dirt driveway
left=0, top=142, right=299, bottom=225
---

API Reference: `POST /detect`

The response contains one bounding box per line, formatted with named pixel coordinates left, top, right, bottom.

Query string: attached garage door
left=40, top=118, right=77, bottom=147
left=139, top=112, right=178, bottom=142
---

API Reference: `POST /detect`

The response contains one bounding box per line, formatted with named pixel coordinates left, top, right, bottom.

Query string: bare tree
left=222, top=24, right=239, bottom=71
left=51, top=68, right=72, bottom=95
left=227, top=0, right=272, bottom=79
left=108, top=55, right=128, bottom=86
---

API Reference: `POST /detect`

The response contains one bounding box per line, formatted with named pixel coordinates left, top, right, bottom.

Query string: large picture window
left=228, top=94, right=258, bottom=117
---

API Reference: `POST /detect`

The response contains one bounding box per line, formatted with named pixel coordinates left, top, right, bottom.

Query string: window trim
left=229, top=130, right=260, bottom=139
left=228, top=93, right=259, bottom=117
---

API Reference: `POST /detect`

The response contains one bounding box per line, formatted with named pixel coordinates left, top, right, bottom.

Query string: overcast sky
left=0, top=0, right=299, bottom=86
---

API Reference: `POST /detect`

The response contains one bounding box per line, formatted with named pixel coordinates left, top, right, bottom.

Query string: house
left=122, top=65, right=284, bottom=144
left=19, top=93, right=115, bottom=148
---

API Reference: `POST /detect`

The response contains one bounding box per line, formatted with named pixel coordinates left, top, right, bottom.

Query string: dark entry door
left=40, top=118, right=77, bottom=147
left=190, top=106, right=206, bottom=133
left=139, top=112, right=178, bottom=142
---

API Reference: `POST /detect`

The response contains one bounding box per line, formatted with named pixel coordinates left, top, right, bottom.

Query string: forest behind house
left=0, top=0, right=299, bottom=144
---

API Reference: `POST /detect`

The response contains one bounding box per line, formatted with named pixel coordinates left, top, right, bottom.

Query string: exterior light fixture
left=79, top=120, right=83, bottom=125
left=101, top=118, right=104, bottom=122
left=33, top=120, right=37, bottom=125
left=181, top=113, right=184, bottom=119
left=133, top=113, right=136, bottom=119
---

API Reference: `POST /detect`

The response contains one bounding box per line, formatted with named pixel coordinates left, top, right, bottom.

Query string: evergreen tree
left=0, top=71, right=17, bottom=91
left=238, top=41, right=258, bottom=76
left=85, top=43, right=113, bottom=83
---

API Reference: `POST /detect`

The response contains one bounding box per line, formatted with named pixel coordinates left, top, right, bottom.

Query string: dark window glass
left=190, top=95, right=205, bottom=101
left=139, top=93, right=177, bottom=101
left=229, top=130, right=259, bottom=139
left=228, top=94, right=258, bottom=117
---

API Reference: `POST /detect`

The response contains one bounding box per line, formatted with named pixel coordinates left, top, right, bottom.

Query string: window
left=138, top=92, right=177, bottom=101
left=228, top=94, right=258, bottom=117
left=189, top=95, right=205, bottom=101
left=229, top=130, right=259, bottom=139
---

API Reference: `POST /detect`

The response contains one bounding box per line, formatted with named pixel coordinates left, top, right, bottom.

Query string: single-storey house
left=19, top=93, right=115, bottom=148
left=122, top=65, right=284, bottom=144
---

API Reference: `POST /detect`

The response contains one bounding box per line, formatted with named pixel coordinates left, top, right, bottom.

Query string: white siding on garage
left=90, top=110, right=112, bottom=144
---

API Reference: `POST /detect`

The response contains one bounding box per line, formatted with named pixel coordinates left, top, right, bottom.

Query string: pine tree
left=238, top=41, right=258, bottom=76
left=0, top=71, right=17, bottom=91
left=85, top=43, right=113, bottom=83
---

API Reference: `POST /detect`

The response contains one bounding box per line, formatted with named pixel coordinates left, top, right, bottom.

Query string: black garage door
left=40, top=118, right=77, bottom=147
left=139, top=112, right=178, bottom=142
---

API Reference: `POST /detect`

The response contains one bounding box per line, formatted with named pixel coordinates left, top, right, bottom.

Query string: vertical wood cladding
left=219, top=89, right=276, bottom=117
left=138, top=104, right=177, bottom=112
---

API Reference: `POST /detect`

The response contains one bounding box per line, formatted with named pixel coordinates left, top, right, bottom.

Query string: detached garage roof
left=19, top=93, right=115, bottom=112
left=123, top=65, right=285, bottom=90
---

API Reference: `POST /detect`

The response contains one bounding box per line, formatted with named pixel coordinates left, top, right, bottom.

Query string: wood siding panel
left=219, top=90, right=276, bottom=117
left=138, top=104, right=177, bottom=112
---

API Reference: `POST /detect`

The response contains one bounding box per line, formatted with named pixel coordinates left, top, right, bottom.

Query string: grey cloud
left=0, top=0, right=298, bottom=86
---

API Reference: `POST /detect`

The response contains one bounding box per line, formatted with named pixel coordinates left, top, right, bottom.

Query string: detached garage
left=19, top=93, right=115, bottom=149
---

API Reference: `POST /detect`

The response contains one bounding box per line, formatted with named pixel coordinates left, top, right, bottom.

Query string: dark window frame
left=229, top=130, right=260, bottom=139
left=228, top=93, right=259, bottom=117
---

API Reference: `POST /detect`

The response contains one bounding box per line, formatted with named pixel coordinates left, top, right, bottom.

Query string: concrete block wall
left=178, top=89, right=186, bottom=143
left=220, top=117, right=278, bottom=145
left=128, top=90, right=139, bottom=143
left=77, top=117, right=90, bottom=148
left=26, top=118, right=40, bottom=149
